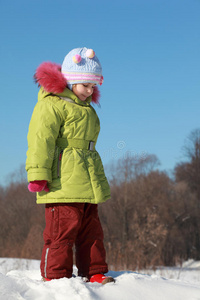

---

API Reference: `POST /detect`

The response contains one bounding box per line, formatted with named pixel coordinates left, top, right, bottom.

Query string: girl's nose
left=87, top=87, right=93, bottom=94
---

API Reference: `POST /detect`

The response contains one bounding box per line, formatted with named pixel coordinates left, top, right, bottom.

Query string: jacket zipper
left=57, top=150, right=63, bottom=178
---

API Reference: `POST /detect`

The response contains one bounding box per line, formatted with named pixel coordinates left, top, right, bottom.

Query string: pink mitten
left=28, top=180, right=49, bottom=192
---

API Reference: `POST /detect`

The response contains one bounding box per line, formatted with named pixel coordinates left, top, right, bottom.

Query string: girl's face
left=72, top=83, right=96, bottom=101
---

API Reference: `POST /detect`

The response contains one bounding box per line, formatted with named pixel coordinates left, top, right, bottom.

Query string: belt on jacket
left=56, top=138, right=96, bottom=151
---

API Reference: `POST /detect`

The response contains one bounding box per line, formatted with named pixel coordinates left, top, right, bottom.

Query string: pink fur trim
left=34, top=62, right=67, bottom=94
left=34, top=61, right=101, bottom=103
left=92, top=86, right=100, bottom=104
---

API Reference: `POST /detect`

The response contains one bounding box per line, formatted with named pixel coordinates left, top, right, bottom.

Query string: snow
left=0, top=258, right=200, bottom=300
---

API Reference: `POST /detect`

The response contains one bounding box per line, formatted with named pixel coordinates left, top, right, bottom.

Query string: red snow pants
left=40, top=203, right=108, bottom=279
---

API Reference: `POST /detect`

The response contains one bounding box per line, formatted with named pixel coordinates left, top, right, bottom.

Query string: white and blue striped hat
left=61, top=47, right=103, bottom=90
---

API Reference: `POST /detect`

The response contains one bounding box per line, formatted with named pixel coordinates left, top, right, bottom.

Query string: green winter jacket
left=26, top=87, right=111, bottom=204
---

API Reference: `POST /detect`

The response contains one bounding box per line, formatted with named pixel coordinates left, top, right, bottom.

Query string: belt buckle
left=88, top=141, right=94, bottom=151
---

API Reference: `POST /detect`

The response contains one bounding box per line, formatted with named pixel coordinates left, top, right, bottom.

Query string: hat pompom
left=86, top=49, right=95, bottom=58
left=73, top=54, right=82, bottom=64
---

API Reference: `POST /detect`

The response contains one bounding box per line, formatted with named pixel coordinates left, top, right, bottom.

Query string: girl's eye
left=83, top=84, right=95, bottom=88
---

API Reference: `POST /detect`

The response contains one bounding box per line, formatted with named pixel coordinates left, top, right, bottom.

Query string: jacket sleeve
left=26, top=99, right=63, bottom=182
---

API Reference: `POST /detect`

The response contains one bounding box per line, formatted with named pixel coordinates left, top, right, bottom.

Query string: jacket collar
left=38, top=87, right=92, bottom=107
left=58, top=88, right=92, bottom=106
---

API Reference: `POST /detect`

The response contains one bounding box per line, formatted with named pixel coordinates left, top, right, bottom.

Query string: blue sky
left=0, top=0, right=200, bottom=185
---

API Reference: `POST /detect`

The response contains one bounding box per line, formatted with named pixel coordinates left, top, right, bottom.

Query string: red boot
left=42, top=277, right=52, bottom=282
left=90, top=274, right=115, bottom=285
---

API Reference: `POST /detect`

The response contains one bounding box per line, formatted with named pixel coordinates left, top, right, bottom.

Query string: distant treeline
left=0, top=129, right=200, bottom=270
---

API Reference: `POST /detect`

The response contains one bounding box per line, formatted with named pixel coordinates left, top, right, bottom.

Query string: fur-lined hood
left=34, top=62, right=100, bottom=104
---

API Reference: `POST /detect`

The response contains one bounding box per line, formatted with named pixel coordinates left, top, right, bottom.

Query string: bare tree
left=176, top=129, right=200, bottom=201
left=0, top=179, right=45, bottom=259
left=174, top=128, right=200, bottom=259
left=182, top=128, right=200, bottom=161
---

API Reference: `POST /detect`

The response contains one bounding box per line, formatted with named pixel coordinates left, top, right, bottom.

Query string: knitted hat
left=61, top=47, right=103, bottom=90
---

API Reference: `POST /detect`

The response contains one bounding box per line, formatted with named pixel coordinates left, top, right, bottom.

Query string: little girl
left=26, top=47, right=114, bottom=284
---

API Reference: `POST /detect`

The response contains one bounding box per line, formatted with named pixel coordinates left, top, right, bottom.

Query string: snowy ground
left=0, top=258, right=200, bottom=300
